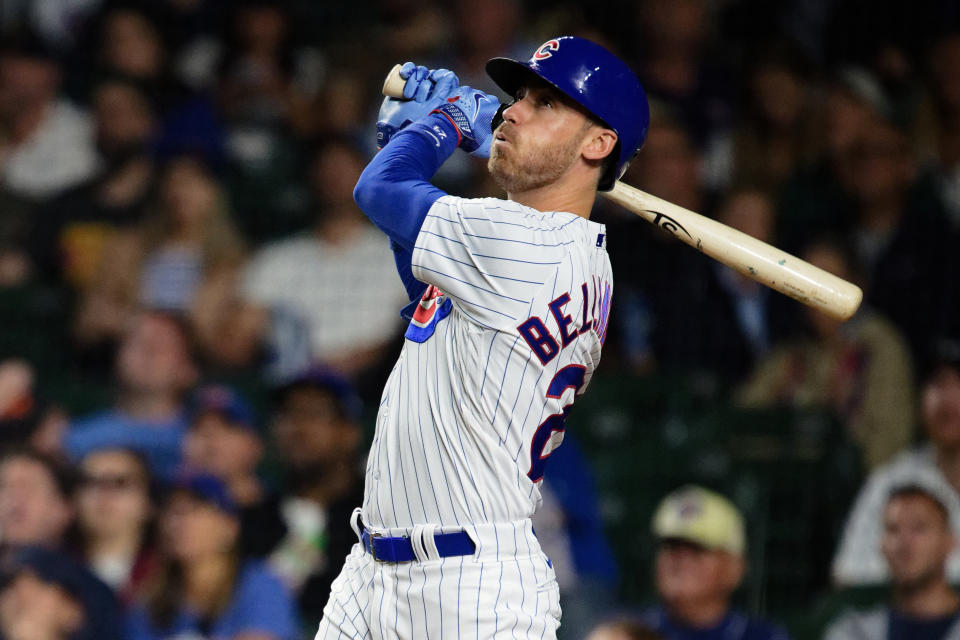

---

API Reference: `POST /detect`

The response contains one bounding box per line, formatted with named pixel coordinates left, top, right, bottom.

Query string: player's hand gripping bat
left=381, top=64, right=863, bottom=321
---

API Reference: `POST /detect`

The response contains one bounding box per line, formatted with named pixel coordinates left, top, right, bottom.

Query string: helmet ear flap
left=490, top=102, right=510, bottom=133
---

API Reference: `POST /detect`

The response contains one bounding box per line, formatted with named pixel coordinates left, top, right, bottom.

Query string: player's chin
left=487, top=151, right=510, bottom=177
left=489, top=139, right=510, bottom=162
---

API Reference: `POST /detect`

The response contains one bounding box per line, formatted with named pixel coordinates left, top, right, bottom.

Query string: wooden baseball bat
left=381, top=64, right=864, bottom=321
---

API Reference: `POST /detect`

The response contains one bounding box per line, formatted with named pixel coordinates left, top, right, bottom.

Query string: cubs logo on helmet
left=533, top=39, right=560, bottom=60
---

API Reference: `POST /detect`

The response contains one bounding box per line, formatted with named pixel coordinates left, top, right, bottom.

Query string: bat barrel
left=602, top=183, right=863, bottom=321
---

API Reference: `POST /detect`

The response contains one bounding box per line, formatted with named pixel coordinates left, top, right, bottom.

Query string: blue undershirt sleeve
left=353, top=114, right=460, bottom=253
left=354, top=114, right=460, bottom=314
left=390, top=238, right=427, bottom=304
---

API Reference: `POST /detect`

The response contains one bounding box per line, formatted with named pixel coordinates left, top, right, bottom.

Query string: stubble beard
left=488, top=125, right=583, bottom=194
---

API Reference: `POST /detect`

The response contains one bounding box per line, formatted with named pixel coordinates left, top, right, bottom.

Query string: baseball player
left=315, top=37, right=649, bottom=639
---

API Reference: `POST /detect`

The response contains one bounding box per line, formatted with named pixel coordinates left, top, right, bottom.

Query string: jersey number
left=527, top=364, right=586, bottom=482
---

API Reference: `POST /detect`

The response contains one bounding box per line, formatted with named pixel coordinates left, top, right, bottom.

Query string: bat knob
left=382, top=64, right=406, bottom=99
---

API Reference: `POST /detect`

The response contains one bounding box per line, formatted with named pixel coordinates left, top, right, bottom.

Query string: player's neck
left=509, top=178, right=595, bottom=218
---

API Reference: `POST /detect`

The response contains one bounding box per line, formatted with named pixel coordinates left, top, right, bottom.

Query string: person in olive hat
left=639, top=486, right=790, bottom=640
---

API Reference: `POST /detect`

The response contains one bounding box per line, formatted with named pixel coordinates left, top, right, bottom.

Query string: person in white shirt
left=833, top=338, right=960, bottom=584
left=225, top=138, right=408, bottom=380
left=825, top=485, right=960, bottom=640
left=0, top=32, right=99, bottom=201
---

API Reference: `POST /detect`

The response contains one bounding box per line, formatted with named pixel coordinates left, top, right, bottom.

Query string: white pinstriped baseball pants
left=314, top=517, right=561, bottom=640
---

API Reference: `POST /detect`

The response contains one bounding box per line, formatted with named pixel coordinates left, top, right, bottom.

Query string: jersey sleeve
left=411, top=196, right=586, bottom=328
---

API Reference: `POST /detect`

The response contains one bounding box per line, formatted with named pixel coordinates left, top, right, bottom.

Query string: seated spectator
left=845, top=106, right=955, bottom=362
left=0, top=29, right=99, bottom=287
left=0, top=545, right=123, bottom=640
left=93, top=7, right=169, bottom=95
left=88, top=6, right=227, bottom=182
left=738, top=239, right=915, bottom=470
left=65, top=311, right=199, bottom=480
left=267, top=367, right=364, bottom=625
left=218, top=139, right=406, bottom=380
left=216, top=2, right=324, bottom=238
left=74, top=447, right=156, bottom=605
left=824, top=485, right=960, bottom=640
left=602, top=104, right=709, bottom=372
left=633, top=0, right=734, bottom=152
left=915, top=32, right=960, bottom=226
left=724, top=44, right=816, bottom=191
left=75, top=154, right=245, bottom=348
left=587, top=619, right=666, bottom=640
left=833, top=337, right=960, bottom=585
left=182, top=384, right=285, bottom=558
left=0, top=448, right=75, bottom=551
left=779, top=69, right=956, bottom=361
left=653, top=186, right=795, bottom=381
left=217, top=2, right=322, bottom=137
left=0, top=30, right=99, bottom=202
left=777, top=67, right=885, bottom=253
left=126, top=474, right=297, bottom=640
left=639, top=485, right=790, bottom=640
left=31, top=75, right=159, bottom=289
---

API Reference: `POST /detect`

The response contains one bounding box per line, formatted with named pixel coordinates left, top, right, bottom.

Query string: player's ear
left=581, top=127, right=617, bottom=163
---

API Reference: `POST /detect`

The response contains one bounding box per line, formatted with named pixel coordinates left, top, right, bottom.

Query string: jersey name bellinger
left=518, top=275, right=612, bottom=365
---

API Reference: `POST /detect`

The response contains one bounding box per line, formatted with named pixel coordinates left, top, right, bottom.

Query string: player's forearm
left=353, top=114, right=457, bottom=251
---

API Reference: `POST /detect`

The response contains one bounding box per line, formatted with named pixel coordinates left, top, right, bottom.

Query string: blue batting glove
left=399, top=62, right=459, bottom=102
left=430, top=86, right=501, bottom=157
left=377, top=63, right=460, bottom=149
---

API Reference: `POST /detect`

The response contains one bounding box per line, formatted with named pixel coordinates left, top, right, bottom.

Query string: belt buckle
left=368, top=532, right=385, bottom=563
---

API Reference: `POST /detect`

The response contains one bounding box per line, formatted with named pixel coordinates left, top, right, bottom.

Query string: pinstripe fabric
left=364, top=196, right=612, bottom=530
left=317, top=195, right=611, bottom=639
left=315, top=521, right=561, bottom=640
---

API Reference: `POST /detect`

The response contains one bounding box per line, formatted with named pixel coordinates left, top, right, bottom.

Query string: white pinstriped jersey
left=362, top=195, right=613, bottom=530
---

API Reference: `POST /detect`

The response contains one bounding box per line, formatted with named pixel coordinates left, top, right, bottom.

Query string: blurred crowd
left=0, top=0, right=960, bottom=639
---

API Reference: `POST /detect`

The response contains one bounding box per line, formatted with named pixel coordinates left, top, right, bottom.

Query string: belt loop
left=410, top=524, right=429, bottom=562
left=349, top=507, right=363, bottom=543
left=421, top=524, right=441, bottom=560
left=465, top=526, right=482, bottom=560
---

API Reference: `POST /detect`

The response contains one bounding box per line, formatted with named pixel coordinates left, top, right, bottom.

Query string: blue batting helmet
left=486, top=36, right=649, bottom=191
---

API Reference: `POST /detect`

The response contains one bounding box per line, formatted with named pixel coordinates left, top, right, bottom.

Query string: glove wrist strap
left=431, top=103, right=479, bottom=152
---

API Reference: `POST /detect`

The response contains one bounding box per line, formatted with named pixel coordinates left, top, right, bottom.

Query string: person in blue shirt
left=126, top=474, right=298, bottom=640
left=640, top=486, right=790, bottom=640
left=65, top=311, right=199, bottom=480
